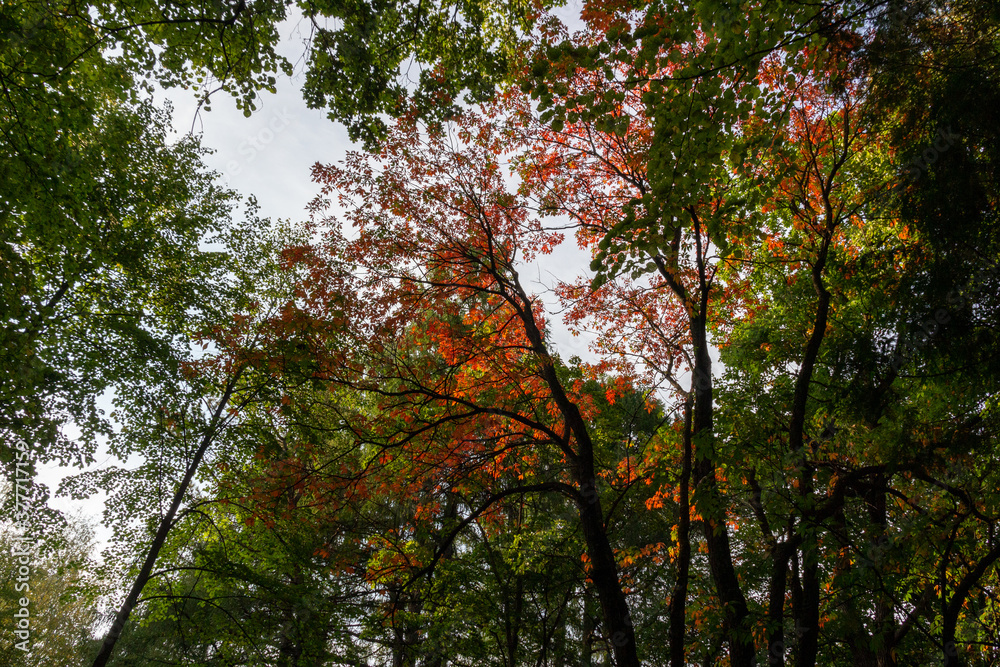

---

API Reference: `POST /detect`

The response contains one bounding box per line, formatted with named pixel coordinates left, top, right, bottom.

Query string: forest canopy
left=2, top=0, right=999, bottom=666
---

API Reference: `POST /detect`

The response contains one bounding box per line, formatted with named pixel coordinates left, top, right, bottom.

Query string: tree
left=71, top=0, right=1000, bottom=660
left=2, top=0, right=557, bottom=661
left=2, top=0, right=559, bottom=149
left=247, top=107, right=674, bottom=667
left=6, top=0, right=997, bottom=665
left=53, top=218, right=310, bottom=667
left=1, top=0, right=245, bottom=473
left=0, top=0, right=562, bottom=467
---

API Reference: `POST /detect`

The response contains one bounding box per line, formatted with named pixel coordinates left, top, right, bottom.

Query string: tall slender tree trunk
left=573, top=465, right=640, bottom=667
left=866, top=477, right=898, bottom=667
left=582, top=602, right=595, bottom=667
left=789, top=222, right=835, bottom=667
left=796, top=543, right=820, bottom=667
left=513, top=274, right=640, bottom=667
left=942, top=542, right=1000, bottom=667
left=278, top=570, right=306, bottom=666
left=668, top=397, right=693, bottom=667
left=690, top=316, right=753, bottom=667
left=91, top=372, right=242, bottom=667
left=653, top=219, right=753, bottom=667
left=766, top=541, right=795, bottom=667
left=505, top=576, right=524, bottom=667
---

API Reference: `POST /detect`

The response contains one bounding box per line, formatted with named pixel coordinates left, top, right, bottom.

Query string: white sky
left=164, top=15, right=351, bottom=224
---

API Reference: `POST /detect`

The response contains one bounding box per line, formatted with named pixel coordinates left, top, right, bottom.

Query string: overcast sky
left=163, top=16, right=351, bottom=225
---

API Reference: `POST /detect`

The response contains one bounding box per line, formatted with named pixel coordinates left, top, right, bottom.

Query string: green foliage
left=301, top=0, right=553, bottom=147
left=4, top=0, right=1000, bottom=666
left=1, top=1, right=242, bottom=470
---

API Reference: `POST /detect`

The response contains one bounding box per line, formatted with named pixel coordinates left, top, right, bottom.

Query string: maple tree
left=234, top=2, right=996, bottom=665
left=288, top=108, right=655, bottom=667
left=514, top=10, right=782, bottom=663
left=0, top=0, right=553, bottom=487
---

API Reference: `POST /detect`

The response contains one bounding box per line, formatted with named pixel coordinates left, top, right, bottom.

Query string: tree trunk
left=668, top=397, right=693, bottom=667
left=942, top=542, right=1000, bottom=667
left=866, top=477, right=897, bottom=667
left=582, top=598, right=595, bottom=667
left=766, top=541, right=795, bottom=666
left=506, top=575, right=524, bottom=667
left=690, top=315, right=753, bottom=667
left=796, top=543, right=820, bottom=667
left=512, top=273, right=640, bottom=667
left=91, top=373, right=242, bottom=667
